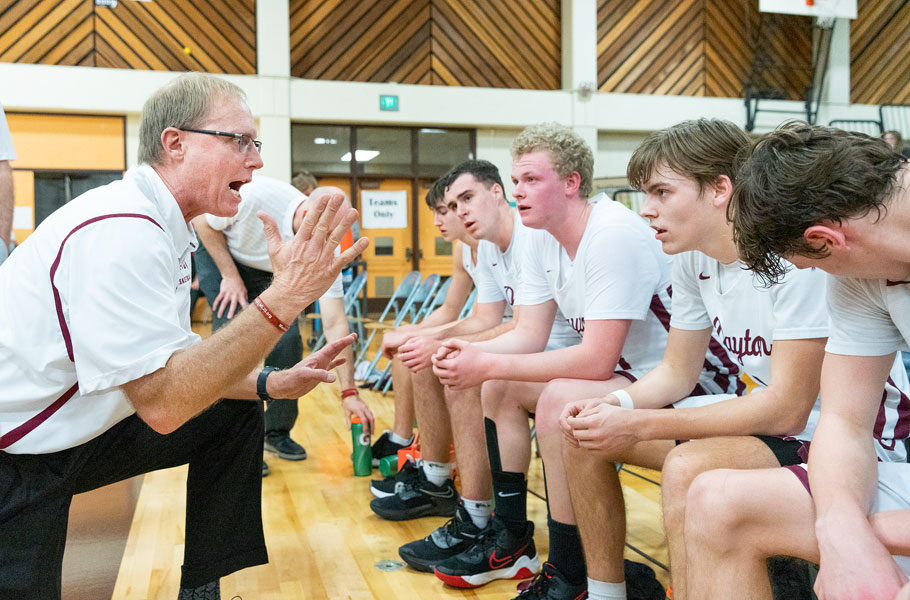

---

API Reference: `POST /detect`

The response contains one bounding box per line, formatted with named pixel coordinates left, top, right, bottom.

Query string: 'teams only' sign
left=361, top=191, right=407, bottom=229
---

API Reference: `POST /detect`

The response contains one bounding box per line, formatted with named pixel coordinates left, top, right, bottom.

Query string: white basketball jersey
left=521, top=197, right=672, bottom=372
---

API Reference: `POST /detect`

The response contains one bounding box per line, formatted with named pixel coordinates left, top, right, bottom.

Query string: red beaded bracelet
left=253, top=296, right=290, bottom=333
left=341, top=388, right=358, bottom=399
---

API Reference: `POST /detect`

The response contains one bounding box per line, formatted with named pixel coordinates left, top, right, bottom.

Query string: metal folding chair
left=354, top=271, right=422, bottom=367
left=306, top=270, right=368, bottom=353
left=457, top=288, right=478, bottom=319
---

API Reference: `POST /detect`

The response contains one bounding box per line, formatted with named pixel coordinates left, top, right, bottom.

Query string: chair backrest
left=399, top=274, right=441, bottom=325
left=457, top=288, right=477, bottom=320
left=416, top=276, right=451, bottom=322
left=375, top=270, right=422, bottom=323
left=343, top=271, right=368, bottom=313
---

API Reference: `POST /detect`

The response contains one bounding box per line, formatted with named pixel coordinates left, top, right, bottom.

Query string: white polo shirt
left=825, top=275, right=910, bottom=461
left=0, top=164, right=200, bottom=454
left=520, top=196, right=674, bottom=374
left=205, top=175, right=342, bottom=298
left=0, top=105, right=16, bottom=161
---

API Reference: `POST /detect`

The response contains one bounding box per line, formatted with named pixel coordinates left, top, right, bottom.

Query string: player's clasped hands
left=432, top=338, right=486, bottom=390
left=560, top=395, right=638, bottom=454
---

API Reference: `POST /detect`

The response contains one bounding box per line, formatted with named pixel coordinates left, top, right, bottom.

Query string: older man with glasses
left=0, top=73, right=367, bottom=600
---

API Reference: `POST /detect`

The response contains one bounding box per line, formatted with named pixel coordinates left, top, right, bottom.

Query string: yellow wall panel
left=6, top=113, right=125, bottom=171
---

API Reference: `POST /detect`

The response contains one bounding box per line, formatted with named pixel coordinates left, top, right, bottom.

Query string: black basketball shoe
left=369, top=468, right=458, bottom=521
left=513, top=562, right=587, bottom=599
left=433, top=517, right=540, bottom=588
left=369, top=457, right=420, bottom=498
left=398, top=504, right=490, bottom=572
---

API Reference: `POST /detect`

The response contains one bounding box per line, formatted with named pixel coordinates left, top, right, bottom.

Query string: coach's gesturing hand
left=260, top=193, right=369, bottom=318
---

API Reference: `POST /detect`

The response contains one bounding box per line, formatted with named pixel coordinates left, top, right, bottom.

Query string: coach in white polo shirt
left=194, top=178, right=373, bottom=471
left=0, top=74, right=365, bottom=600
left=0, top=104, right=16, bottom=265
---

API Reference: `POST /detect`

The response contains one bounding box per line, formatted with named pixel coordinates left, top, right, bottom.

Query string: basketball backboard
left=758, top=0, right=857, bottom=19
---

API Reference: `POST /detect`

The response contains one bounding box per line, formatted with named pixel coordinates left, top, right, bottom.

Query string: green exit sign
left=379, top=95, right=399, bottom=111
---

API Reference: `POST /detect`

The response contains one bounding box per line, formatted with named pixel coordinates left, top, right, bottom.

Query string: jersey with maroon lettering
left=671, top=252, right=830, bottom=441
left=521, top=197, right=673, bottom=374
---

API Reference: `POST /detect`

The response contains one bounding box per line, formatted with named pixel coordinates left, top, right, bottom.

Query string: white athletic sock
left=422, top=461, right=452, bottom=487
left=388, top=431, right=413, bottom=446
left=587, top=577, right=627, bottom=600
left=461, top=497, right=493, bottom=528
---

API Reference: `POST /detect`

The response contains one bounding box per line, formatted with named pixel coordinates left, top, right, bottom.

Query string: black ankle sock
left=547, top=516, right=587, bottom=586
left=177, top=580, right=220, bottom=600
left=492, top=469, right=527, bottom=531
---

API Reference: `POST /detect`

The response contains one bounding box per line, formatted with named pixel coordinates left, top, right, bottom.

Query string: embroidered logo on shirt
left=698, top=273, right=710, bottom=280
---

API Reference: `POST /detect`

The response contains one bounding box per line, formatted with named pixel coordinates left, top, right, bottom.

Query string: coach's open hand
left=267, top=333, right=358, bottom=400
left=260, top=193, right=369, bottom=315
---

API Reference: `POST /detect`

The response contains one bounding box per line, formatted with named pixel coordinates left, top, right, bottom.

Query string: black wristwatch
left=257, top=366, right=280, bottom=402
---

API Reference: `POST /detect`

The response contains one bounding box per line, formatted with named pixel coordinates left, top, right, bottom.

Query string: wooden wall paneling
left=634, top=6, right=704, bottom=96
left=0, top=0, right=87, bottom=65
left=432, top=2, right=517, bottom=88
left=290, top=0, right=559, bottom=89
left=851, top=0, right=910, bottom=104
left=94, top=1, right=187, bottom=72
left=484, top=0, right=561, bottom=83
left=341, top=0, right=429, bottom=82
left=705, top=0, right=753, bottom=98
left=0, top=0, right=254, bottom=73
left=598, top=0, right=704, bottom=95
left=15, top=3, right=91, bottom=66
left=371, top=20, right=432, bottom=84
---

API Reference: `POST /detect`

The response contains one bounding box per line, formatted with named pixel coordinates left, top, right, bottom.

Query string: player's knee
left=534, top=379, right=572, bottom=437
left=662, top=443, right=714, bottom=504
left=684, top=469, right=746, bottom=549
left=480, top=379, right=507, bottom=416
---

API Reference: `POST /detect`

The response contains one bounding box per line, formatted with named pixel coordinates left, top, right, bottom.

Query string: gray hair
left=511, top=122, right=594, bottom=198
left=138, top=73, right=247, bottom=165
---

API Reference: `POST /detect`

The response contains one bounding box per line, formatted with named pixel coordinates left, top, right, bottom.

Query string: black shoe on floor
left=624, top=559, right=664, bottom=600
left=398, top=504, right=490, bottom=572
left=514, top=562, right=587, bottom=599
left=433, top=517, right=540, bottom=588
left=261, top=460, right=270, bottom=477
left=370, top=457, right=420, bottom=498
left=371, top=430, right=412, bottom=466
left=369, top=468, right=458, bottom=521
left=264, top=434, right=307, bottom=461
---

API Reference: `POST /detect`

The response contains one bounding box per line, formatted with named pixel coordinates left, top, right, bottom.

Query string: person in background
left=194, top=178, right=373, bottom=476
left=0, top=104, right=17, bottom=265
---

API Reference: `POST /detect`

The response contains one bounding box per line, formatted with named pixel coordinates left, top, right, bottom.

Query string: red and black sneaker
left=433, top=516, right=540, bottom=588
left=514, top=562, right=587, bottom=599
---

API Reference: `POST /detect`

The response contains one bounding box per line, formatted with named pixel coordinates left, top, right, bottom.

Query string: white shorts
left=787, top=461, right=910, bottom=576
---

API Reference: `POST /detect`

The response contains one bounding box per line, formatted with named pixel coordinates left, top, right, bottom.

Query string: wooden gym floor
left=62, top=321, right=668, bottom=599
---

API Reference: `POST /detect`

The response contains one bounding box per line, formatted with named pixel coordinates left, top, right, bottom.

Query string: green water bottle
left=351, top=417, right=371, bottom=476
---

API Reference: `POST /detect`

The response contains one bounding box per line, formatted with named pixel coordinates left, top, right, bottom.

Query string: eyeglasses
left=179, top=128, right=262, bottom=153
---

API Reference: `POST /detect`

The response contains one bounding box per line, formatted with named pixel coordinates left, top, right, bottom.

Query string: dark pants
left=0, top=400, right=267, bottom=598
left=194, top=241, right=301, bottom=436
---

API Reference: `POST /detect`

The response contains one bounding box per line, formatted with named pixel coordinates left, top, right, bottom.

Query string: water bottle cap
left=351, top=416, right=362, bottom=424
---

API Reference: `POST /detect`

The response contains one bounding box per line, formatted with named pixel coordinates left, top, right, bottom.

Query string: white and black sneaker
left=371, top=430, right=412, bottom=466
left=398, top=505, right=490, bottom=572
left=369, top=468, right=458, bottom=521
left=370, top=457, right=420, bottom=498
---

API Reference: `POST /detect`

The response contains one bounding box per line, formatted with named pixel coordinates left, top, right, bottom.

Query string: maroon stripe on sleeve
left=0, top=383, right=79, bottom=449
left=50, top=213, right=164, bottom=361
